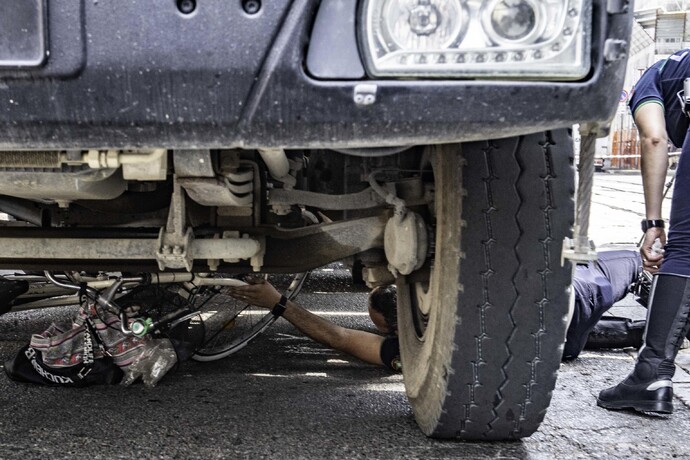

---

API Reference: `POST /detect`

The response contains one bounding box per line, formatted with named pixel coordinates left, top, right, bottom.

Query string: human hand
left=227, top=277, right=282, bottom=309
left=640, top=228, right=666, bottom=273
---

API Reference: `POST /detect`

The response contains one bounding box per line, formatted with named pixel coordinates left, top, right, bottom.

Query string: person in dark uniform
left=227, top=249, right=645, bottom=372
left=598, top=49, right=690, bottom=414
left=564, top=250, right=644, bottom=360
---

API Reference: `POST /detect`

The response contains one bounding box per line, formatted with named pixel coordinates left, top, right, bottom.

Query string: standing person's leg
left=598, top=132, right=690, bottom=414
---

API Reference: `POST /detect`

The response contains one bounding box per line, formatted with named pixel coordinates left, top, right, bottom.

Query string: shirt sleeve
left=379, top=336, right=401, bottom=372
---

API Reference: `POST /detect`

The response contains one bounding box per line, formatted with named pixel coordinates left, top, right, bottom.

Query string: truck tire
left=398, top=130, right=574, bottom=440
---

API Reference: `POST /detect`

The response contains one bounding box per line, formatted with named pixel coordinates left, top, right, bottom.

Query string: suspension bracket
left=156, top=177, right=195, bottom=271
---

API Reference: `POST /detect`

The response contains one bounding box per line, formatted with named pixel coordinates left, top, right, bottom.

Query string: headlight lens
left=360, top=0, right=591, bottom=80
left=381, top=0, right=467, bottom=51
left=483, top=0, right=544, bottom=44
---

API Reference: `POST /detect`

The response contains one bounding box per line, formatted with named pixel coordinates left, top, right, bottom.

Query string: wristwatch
left=641, top=219, right=665, bottom=232
left=271, top=295, right=288, bottom=317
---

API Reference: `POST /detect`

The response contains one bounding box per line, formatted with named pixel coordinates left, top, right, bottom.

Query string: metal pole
left=562, top=123, right=599, bottom=265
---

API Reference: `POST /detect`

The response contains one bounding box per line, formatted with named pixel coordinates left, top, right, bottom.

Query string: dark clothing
left=662, top=131, right=690, bottom=276
left=561, top=251, right=641, bottom=360
left=380, top=335, right=401, bottom=372
left=629, top=49, right=690, bottom=148
left=631, top=49, right=690, bottom=276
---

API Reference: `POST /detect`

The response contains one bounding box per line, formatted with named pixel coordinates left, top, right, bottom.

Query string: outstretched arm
left=634, top=102, right=669, bottom=272
left=227, top=279, right=385, bottom=366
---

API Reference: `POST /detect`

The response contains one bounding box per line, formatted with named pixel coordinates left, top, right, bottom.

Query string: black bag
left=5, top=345, right=123, bottom=387
left=4, top=320, right=123, bottom=387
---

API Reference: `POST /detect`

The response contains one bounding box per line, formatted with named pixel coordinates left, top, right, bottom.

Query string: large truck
left=0, top=0, right=632, bottom=440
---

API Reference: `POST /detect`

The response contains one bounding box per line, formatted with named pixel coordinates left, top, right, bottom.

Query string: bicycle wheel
left=190, top=271, right=309, bottom=362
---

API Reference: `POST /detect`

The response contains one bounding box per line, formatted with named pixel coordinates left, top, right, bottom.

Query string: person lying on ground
left=230, top=280, right=401, bottom=370
left=564, top=249, right=643, bottom=360
left=227, top=250, right=649, bottom=370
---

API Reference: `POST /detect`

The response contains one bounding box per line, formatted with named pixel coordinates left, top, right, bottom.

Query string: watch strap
left=641, top=219, right=665, bottom=232
left=271, top=295, right=288, bottom=317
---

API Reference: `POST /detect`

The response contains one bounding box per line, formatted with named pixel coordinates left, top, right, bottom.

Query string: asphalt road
left=1, top=171, right=689, bottom=459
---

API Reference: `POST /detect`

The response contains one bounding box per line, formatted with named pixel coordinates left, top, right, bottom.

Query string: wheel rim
left=409, top=267, right=432, bottom=338
left=406, top=150, right=439, bottom=339
left=398, top=144, right=462, bottom=404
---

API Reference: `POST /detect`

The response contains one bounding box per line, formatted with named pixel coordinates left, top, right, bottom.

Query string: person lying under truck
left=227, top=250, right=650, bottom=370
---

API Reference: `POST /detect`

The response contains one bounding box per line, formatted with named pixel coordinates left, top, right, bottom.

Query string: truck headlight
left=360, top=0, right=591, bottom=80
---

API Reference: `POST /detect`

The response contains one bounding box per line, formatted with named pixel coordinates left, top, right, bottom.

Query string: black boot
left=585, top=316, right=645, bottom=350
left=597, top=274, right=690, bottom=414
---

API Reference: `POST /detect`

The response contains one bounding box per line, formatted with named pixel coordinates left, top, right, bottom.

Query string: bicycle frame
left=4, top=269, right=309, bottom=362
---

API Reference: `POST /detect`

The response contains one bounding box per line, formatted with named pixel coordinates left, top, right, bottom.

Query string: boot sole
left=596, top=397, right=673, bottom=414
